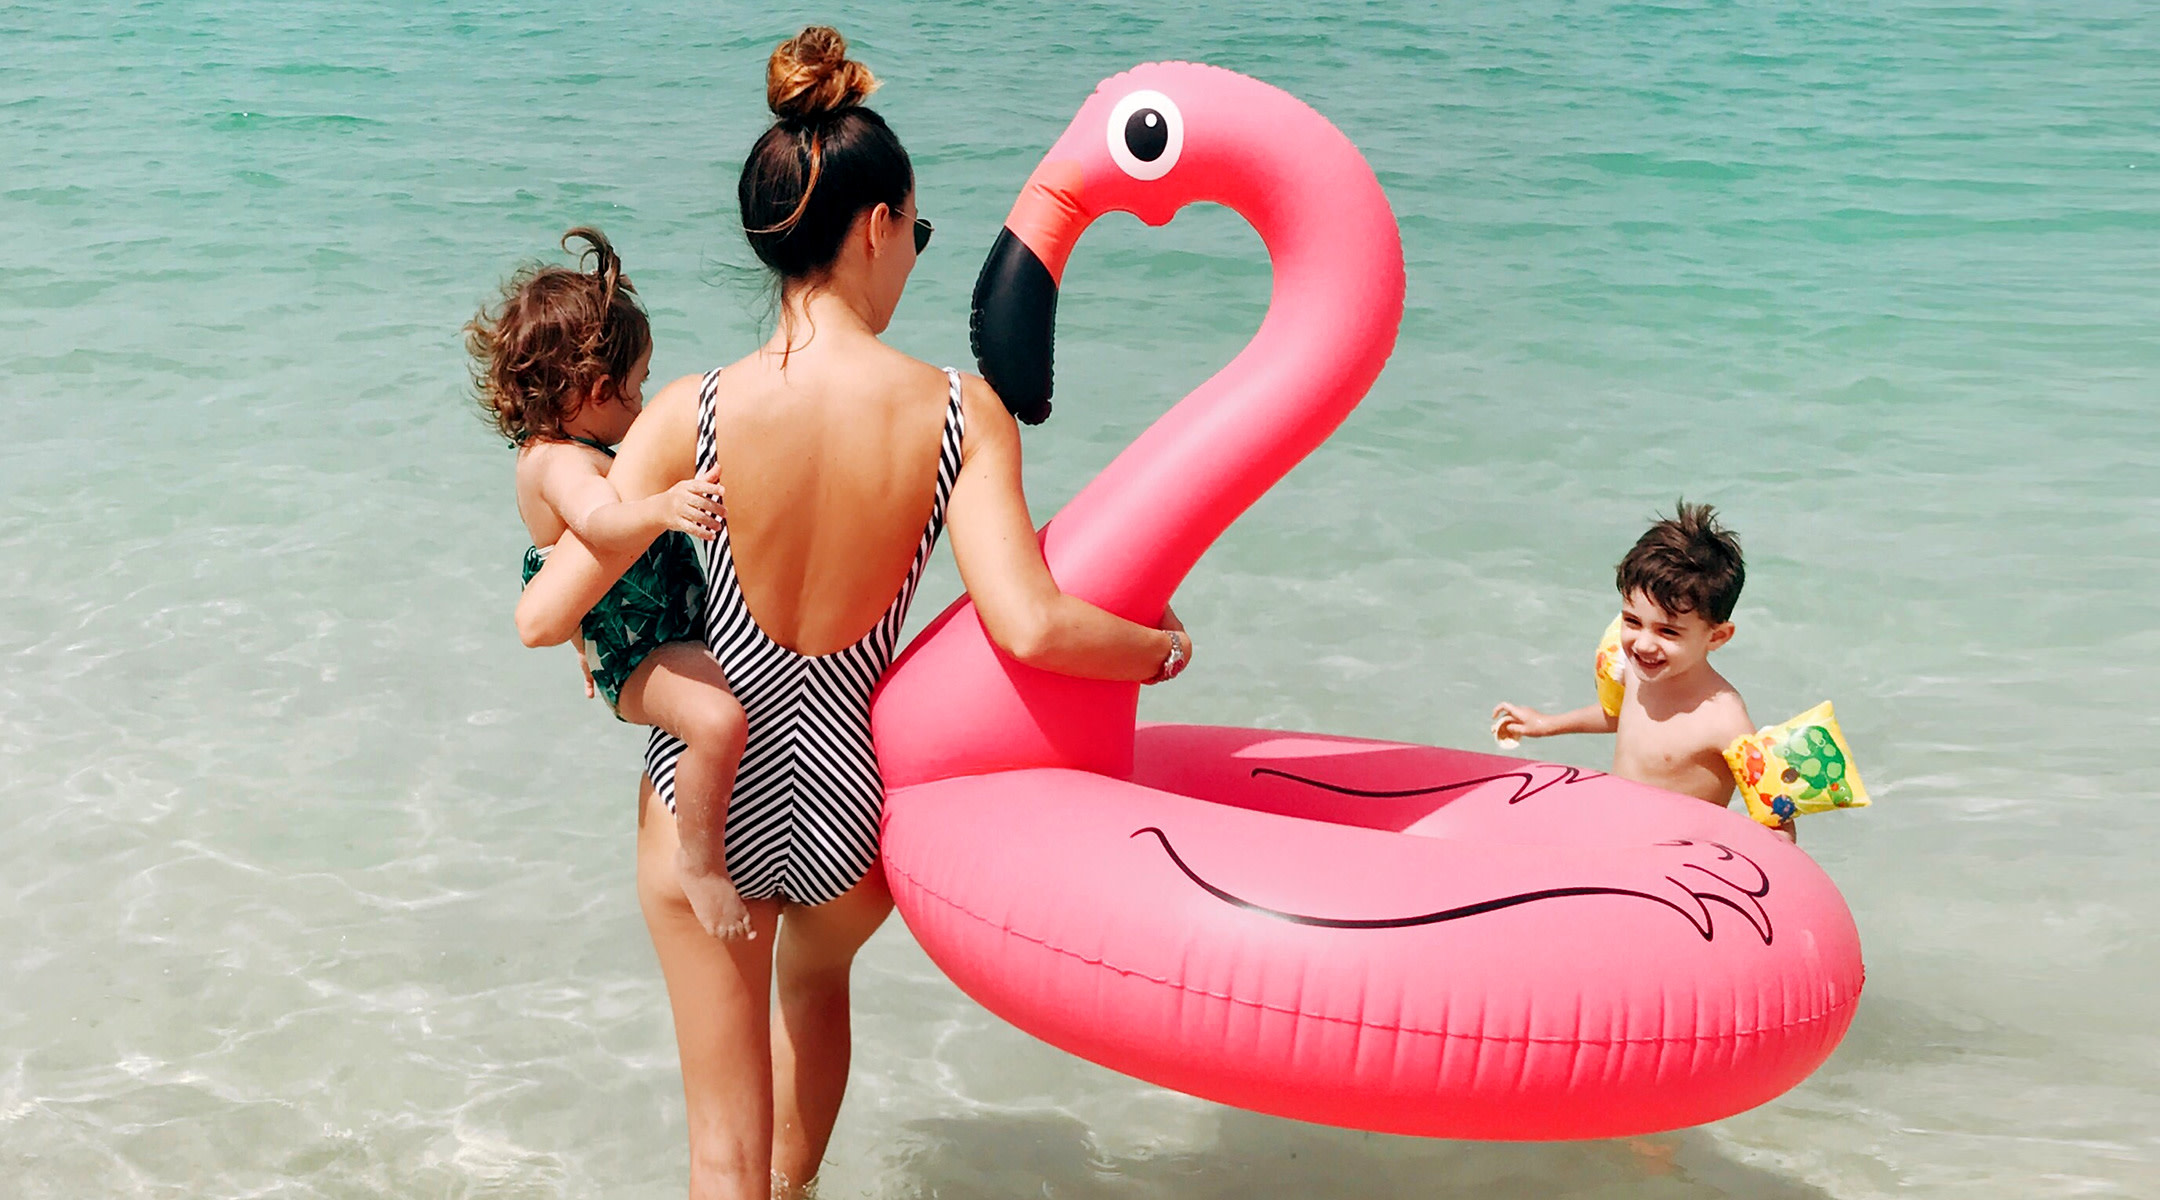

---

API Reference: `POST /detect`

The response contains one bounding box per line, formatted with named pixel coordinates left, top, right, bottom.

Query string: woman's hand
left=1146, top=605, right=1193, bottom=684
left=945, top=376, right=1192, bottom=682
left=653, top=467, right=725, bottom=540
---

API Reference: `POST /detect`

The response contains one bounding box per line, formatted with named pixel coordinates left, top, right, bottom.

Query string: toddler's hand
left=659, top=468, right=725, bottom=540
left=579, top=651, right=595, bottom=699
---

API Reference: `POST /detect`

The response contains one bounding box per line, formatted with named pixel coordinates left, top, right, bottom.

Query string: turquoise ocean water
left=4, top=1, right=2156, bottom=1195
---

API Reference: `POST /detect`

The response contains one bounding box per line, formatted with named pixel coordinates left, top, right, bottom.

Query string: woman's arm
left=945, top=376, right=1182, bottom=682
left=516, top=376, right=706, bottom=647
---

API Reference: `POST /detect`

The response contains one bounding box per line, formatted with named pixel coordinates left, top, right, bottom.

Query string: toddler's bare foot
left=678, top=855, right=753, bottom=940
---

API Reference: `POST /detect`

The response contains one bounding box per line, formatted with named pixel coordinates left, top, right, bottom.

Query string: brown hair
left=1616, top=500, right=1746, bottom=623
left=466, top=227, right=652, bottom=445
left=739, top=26, right=912, bottom=283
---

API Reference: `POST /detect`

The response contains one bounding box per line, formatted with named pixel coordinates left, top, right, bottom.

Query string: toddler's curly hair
left=467, top=227, right=652, bottom=444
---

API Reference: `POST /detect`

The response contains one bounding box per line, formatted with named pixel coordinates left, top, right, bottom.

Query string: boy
left=1493, top=502, right=1794, bottom=839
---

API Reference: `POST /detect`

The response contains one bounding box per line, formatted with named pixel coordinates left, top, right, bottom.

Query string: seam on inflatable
left=891, top=864, right=1865, bottom=1045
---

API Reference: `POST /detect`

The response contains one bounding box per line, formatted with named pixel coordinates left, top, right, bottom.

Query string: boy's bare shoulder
left=1696, top=672, right=1756, bottom=748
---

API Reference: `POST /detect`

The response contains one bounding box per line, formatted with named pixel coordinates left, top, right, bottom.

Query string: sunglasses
left=913, top=216, right=934, bottom=253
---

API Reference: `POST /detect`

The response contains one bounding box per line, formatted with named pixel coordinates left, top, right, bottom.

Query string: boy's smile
left=1619, top=589, right=1733, bottom=686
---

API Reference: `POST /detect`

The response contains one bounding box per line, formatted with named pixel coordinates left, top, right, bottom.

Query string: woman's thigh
left=636, top=778, right=784, bottom=1171
left=778, top=866, right=893, bottom=973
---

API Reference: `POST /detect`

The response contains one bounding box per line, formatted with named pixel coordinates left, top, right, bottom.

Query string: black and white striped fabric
left=642, top=366, right=967, bottom=906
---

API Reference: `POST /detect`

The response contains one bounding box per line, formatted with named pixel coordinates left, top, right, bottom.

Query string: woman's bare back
left=709, top=336, right=957, bottom=656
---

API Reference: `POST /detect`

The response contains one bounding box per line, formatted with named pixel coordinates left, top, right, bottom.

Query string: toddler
left=469, top=227, right=755, bottom=935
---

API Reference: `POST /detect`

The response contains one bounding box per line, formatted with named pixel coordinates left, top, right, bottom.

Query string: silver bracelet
left=1151, top=629, right=1186, bottom=684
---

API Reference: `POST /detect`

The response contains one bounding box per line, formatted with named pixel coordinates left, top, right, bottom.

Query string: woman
left=516, top=27, right=1191, bottom=1200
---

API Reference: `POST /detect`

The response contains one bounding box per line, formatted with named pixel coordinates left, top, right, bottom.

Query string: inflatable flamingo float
left=870, top=63, right=1863, bottom=1140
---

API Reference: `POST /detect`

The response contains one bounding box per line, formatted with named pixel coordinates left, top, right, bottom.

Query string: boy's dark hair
left=467, top=227, right=651, bottom=445
left=1616, top=500, right=1745, bottom=623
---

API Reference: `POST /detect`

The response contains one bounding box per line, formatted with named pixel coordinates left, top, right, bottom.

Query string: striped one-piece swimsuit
left=642, top=366, right=966, bottom=906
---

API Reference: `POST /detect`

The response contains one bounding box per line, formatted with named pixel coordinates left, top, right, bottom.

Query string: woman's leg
left=636, top=777, right=784, bottom=1200
left=768, top=868, right=893, bottom=1196
left=618, top=643, right=751, bottom=938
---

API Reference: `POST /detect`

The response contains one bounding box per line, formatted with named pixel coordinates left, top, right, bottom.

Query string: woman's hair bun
left=767, top=26, right=878, bottom=121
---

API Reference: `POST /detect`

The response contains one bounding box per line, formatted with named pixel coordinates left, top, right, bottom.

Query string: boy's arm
left=1710, top=694, right=1796, bottom=842
left=1494, top=702, right=1618, bottom=739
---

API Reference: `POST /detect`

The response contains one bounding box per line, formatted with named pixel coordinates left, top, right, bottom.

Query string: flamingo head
left=971, top=62, right=1359, bottom=425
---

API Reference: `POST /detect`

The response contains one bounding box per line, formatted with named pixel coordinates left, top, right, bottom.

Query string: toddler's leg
left=618, top=642, right=752, bottom=940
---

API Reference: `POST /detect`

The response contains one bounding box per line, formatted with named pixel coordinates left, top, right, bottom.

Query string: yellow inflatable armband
left=1593, top=615, right=1627, bottom=718
left=1724, top=701, right=1870, bottom=827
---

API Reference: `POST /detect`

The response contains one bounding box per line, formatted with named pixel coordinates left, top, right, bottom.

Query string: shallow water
left=3, top=1, right=2156, bottom=1196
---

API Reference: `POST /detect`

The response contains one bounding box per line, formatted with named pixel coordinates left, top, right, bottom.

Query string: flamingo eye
left=1106, top=89, right=1183, bottom=181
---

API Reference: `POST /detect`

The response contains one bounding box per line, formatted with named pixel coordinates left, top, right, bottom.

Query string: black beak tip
left=970, top=227, right=1059, bottom=426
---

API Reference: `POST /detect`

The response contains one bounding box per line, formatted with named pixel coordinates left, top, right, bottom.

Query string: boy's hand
left=654, top=467, right=725, bottom=540
left=1491, top=702, right=1548, bottom=741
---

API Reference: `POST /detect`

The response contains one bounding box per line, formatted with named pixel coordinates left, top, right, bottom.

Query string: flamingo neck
left=1042, top=146, right=1404, bottom=618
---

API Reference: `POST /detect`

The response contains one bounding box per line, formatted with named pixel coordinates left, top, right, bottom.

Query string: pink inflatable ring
left=871, top=63, right=1864, bottom=1140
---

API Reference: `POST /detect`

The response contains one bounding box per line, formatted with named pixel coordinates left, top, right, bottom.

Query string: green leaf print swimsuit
left=518, top=439, right=707, bottom=719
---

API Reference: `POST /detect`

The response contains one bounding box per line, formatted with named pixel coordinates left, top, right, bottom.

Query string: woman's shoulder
left=951, top=369, right=1017, bottom=449
left=862, top=350, right=1010, bottom=433
left=877, top=356, right=1016, bottom=454
left=860, top=345, right=960, bottom=393
left=648, top=371, right=710, bottom=416
left=618, top=372, right=709, bottom=441
left=604, top=374, right=708, bottom=482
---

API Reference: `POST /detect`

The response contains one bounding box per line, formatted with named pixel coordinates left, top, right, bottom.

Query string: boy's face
left=1619, top=589, right=1733, bottom=685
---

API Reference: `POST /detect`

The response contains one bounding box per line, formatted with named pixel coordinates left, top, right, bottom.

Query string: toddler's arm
left=1493, top=701, right=1617, bottom=741
left=534, top=450, right=725, bottom=559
